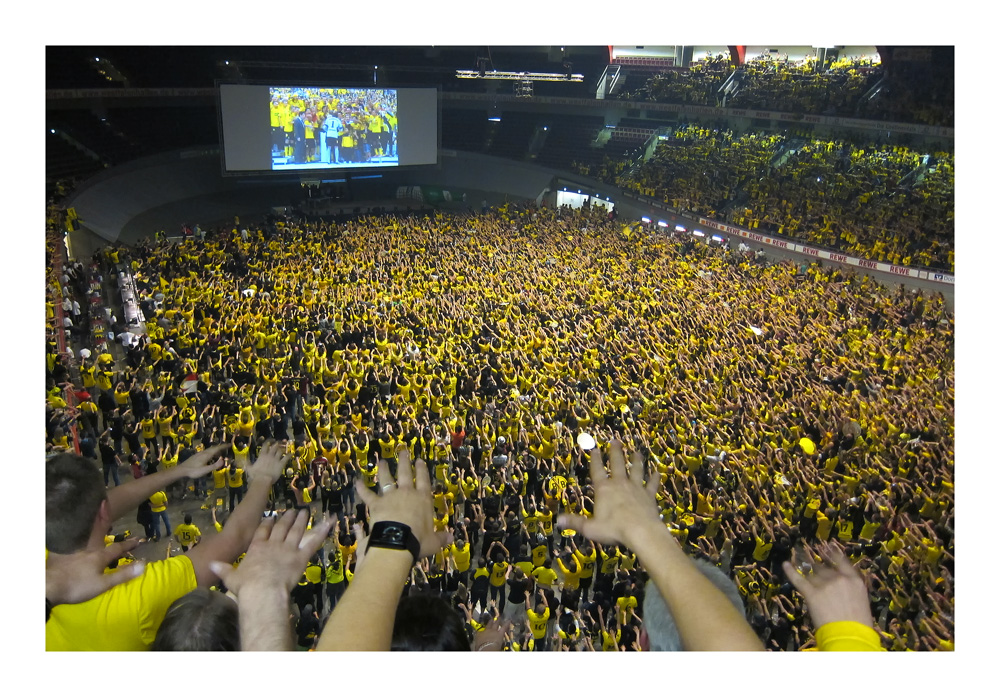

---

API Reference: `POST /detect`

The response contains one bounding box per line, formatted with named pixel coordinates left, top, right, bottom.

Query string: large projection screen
left=219, top=84, right=438, bottom=173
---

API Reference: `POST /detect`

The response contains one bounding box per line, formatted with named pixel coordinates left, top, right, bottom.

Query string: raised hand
left=783, top=542, right=875, bottom=629
left=247, top=440, right=290, bottom=485
left=47, top=538, right=147, bottom=606
left=176, top=443, right=229, bottom=479
left=355, top=449, right=452, bottom=559
left=209, top=509, right=332, bottom=597
left=557, top=439, right=660, bottom=549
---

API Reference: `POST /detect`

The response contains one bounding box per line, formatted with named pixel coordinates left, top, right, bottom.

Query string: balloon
left=577, top=433, right=596, bottom=450
left=799, top=437, right=816, bottom=455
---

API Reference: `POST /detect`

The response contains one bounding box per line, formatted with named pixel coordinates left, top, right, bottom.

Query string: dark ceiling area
left=46, top=45, right=612, bottom=91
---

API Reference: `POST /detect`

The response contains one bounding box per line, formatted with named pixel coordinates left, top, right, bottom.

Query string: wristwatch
left=365, top=521, right=421, bottom=564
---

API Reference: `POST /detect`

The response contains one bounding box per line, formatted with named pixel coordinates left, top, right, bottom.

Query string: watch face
left=383, top=525, right=405, bottom=544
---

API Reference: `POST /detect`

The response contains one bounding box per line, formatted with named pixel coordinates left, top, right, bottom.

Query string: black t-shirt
left=79, top=437, right=97, bottom=459
left=99, top=442, right=117, bottom=465
left=483, top=494, right=501, bottom=519
left=482, top=529, right=505, bottom=556
left=471, top=571, right=490, bottom=594
left=620, top=623, right=638, bottom=650
left=296, top=614, right=320, bottom=647
left=504, top=528, right=524, bottom=555
left=508, top=577, right=529, bottom=603
left=329, top=481, right=344, bottom=510
left=97, top=391, right=116, bottom=413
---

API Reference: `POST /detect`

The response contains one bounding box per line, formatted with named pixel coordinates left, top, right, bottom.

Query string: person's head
left=46, top=454, right=109, bottom=553
left=184, top=513, right=193, bottom=525
left=390, top=593, right=471, bottom=651
left=151, top=589, right=240, bottom=651
left=640, top=557, right=744, bottom=651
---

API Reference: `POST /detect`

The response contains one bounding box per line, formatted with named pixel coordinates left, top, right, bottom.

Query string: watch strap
left=365, top=520, right=420, bottom=564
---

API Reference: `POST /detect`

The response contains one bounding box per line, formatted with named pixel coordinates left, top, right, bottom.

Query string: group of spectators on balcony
left=608, top=124, right=953, bottom=271
left=618, top=52, right=951, bottom=129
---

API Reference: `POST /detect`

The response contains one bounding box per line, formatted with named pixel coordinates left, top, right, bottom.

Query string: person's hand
left=247, top=440, right=290, bottom=485
left=46, top=538, right=147, bottom=606
left=556, top=440, right=660, bottom=549
left=474, top=614, right=511, bottom=652
left=356, top=449, right=452, bottom=559
left=209, top=510, right=332, bottom=596
left=176, top=443, right=229, bottom=479
left=783, top=542, right=874, bottom=629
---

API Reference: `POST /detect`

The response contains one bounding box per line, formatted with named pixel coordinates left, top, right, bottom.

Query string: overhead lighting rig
left=455, top=70, right=584, bottom=82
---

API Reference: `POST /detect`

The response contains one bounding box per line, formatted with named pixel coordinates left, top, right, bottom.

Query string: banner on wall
left=695, top=218, right=954, bottom=285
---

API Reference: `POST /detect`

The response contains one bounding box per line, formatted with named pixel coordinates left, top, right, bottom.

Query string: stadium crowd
left=45, top=200, right=954, bottom=651
left=608, top=124, right=954, bottom=271
left=618, top=52, right=950, bottom=129
left=619, top=53, right=733, bottom=106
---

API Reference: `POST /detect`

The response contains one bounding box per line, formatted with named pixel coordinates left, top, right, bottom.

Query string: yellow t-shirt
left=449, top=542, right=471, bottom=572
left=526, top=607, right=550, bottom=638
left=489, top=561, right=509, bottom=587
left=815, top=621, right=885, bottom=651
left=149, top=491, right=167, bottom=513
left=46, top=556, right=198, bottom=650
left=174, top=524, right=201, bottom=546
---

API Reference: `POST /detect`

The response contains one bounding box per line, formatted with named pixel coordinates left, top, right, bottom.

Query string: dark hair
left=46, top=454, right=108, bottom=553
left=151, top=589, right=240, bottom=651
left=391, top=594, right=471, bottom=651
left=184, top=513, right=193, bottom=524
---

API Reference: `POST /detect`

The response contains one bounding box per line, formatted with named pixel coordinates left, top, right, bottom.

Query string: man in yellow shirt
left=149, top=490, right=171, bottom=541
left=46, top=442, right=289, bottom=650
left=525, top=591, right=551, bottom=651
left=448, top=538, right=472, bottom=588
left=174, top=514, right=202, bottom=552
left=227, top=462, right=246, bottom=512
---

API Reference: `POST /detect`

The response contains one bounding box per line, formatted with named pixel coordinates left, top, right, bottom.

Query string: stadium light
left=50, top=129, right=56, bottom=134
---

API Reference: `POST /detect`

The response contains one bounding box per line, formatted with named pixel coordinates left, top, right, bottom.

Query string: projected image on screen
left=269, top=87, right=398, bottom=170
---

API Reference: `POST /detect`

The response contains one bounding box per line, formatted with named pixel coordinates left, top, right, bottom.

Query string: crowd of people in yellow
left=619, top=52, right=950, bottom=128
left=605, top=124, right=953, bottom=271
left=44, top=197, right=953, bottom=651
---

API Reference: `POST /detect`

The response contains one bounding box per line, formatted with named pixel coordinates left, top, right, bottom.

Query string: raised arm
left=558, top=440, right=763, bottom=651
left=105, top=443, right=228, bottom=520
left=315, top=449, right=451, bottom=651
left=186, top=441, right=289, bottom=587
left=209, top=510, right=332, bottom=650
